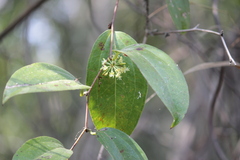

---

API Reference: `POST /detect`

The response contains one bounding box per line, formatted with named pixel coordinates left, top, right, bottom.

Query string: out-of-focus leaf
left=184, top=61, right=240, bottom=75
left=115, top=44, right=189, bottom=128
left=2, top=62, right=90, bottom=104
left=86, top=30, right=147, bottom=135
left=13, top=136, right=73, bottom=160
left=166, top=0, right=190, bottom=29
left=96, top=127, right=148, bottom=160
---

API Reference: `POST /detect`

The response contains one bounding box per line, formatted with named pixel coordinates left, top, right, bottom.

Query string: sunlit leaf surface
left=86, top=30, right=148, bottom=135
left=2, top=62, right=90, bottom=104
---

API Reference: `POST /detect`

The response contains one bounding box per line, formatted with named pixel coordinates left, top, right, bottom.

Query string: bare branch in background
left=109, top=0, right=120, bottom=56
left=149, top=24, right=236, bottom=65
left=184, top=61, right=240, bottom=75
left=124, top=0, right=145, bottom=15
left=145, top=92, right=156, bottom=104
left=0, top=0, right=49, bottom=42
left=148, top=4, right=167, bottom=19
left=97, top=145, right=105, bottom=160
left=142, top=0, right=149, bottom=44
left=208, top=67, right=228, bottom=160
left=208, top=0, right=228, bottom=159
left=87, top=0, right=103, bottom=33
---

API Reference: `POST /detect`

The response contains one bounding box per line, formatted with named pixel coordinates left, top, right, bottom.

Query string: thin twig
left=212, top=0, right=221, bottom=32
left=149, top=24, right=236, bottom=65
left=86, top=70, right=102, bottom=96
left=123, top=0, right=144, bottom=15
left=208, top=68, right=228, bottom=160
left=97, top=145, right=105, bottom=160
left=87, top=0, right=102, bottom=33
left=184, top=61, right=240, bottom=75
left=145, top=92, right=156, bottom=104
left=70, top=127, right=87, bottom=150
left=85, top=70, right=102, bottom=128
left=208, top=0, right=229, bottom=159
left=109, top=0, right=120, bottom=56
left=220, top=33, right=236, bottom=65
left=142, top=0, right=149, bottom=44
left=85, top=101, right=90, bottom=129
left=70, top=70, right=102, bottom=150
left=148, top=4, right=167, bottom=19
left=0, top=0, right=48, bottom=42
left=150, top=24, right=219, bottom=36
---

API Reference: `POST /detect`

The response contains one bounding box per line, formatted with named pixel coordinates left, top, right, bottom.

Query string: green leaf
left=96, top=127, right=148, bottom=160
left=166, top=0, right=190, bottom=29
left=13, top=136, right=73, bottom=160
left=2, top=62, right=90, bottom=104
left=115, top=44, right=189, bottom=128
left=86, top=30, right=148, bottom=135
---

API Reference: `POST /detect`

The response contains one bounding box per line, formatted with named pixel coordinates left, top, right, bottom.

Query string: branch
left=70, top=127, right=87, bottom=150
left=123, top=0, right=144, bottom=15
left=97, top=145, right=105, bottom=160
left=149, top=24, right=236, bottom=65
left=69, top=70, right=102, bottom=151
left=0, top=0, right=49, bottom=42
left=142, top=0, right=149, bottom=44
left=145, top=92, right=156, bottom=104
left=148, top=5, right=167, bottom=19
left=87, top=0, right=102, bottom=33
left=109, top=0, right=120, bottom=56
left=208, top=1, right=228, bottom=159
left=184, top=61, right=240, bottom=75
left=208, top=68, right=228, bottom=160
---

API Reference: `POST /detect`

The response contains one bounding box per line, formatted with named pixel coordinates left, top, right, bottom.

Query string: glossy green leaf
left=166, top=0, right=190, bottom=29
left=96, top=127, right=148, bottom=160
left=115, top=44, right=189, bottom=128
left=86, top=30, right=148, bottom=135
left=13, top=136, right=73, bottom=160
left=2, top=62, right=90, bottom=104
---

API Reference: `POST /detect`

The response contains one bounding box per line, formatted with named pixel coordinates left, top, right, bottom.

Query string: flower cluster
left=100, top=55, right=130, bottom=80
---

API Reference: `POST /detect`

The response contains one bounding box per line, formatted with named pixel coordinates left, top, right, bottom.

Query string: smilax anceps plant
left=2, top=29, right=189, bottom=160
left=2, top=0, right=191, bottom=159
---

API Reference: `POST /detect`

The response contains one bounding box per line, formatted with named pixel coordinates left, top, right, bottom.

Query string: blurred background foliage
left=0, top=0, right=240, bottom=159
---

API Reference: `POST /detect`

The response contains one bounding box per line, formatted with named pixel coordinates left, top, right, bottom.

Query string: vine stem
left=69, top=70, right=102, bottom=151
left=97, top=145, right=105, bottom=160
left=0, top=0, right=48, bottom=42
left=85, top=70, right=102, bottom=127
left=109, top=0, right=120, bottom=56
left=149, top=24, right=236, bottom=65
left=95, top=1, right=120, bottom=159
left=70, top=0, right=120, bottom=153
left=208, top=0, right=228, bottom=159
left=70, top=127, right=87, bottom=150
left=142, top=0, right=149, bottom=44
left=208, top=67, right=228, bottom=160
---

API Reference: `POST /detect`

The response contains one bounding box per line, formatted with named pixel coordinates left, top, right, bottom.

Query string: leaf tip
left=2, top=94, right=8, bottom=105
left=170, top=117, right=181, bottom=129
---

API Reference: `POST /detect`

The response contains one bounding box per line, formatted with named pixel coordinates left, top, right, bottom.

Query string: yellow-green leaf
left=86, top=30, right=148, bottom=135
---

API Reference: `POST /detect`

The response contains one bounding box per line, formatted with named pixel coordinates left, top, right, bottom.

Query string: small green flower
left=100, top=55, right=129, bottom=80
